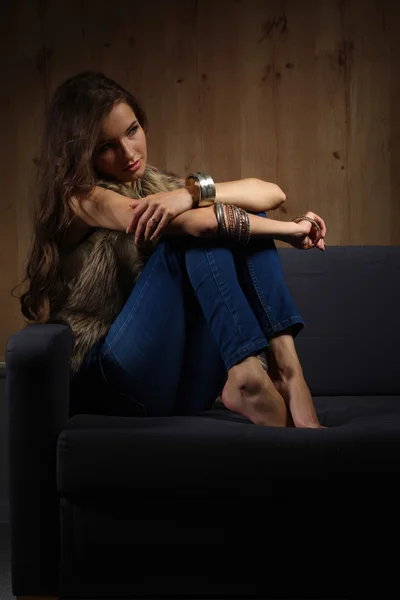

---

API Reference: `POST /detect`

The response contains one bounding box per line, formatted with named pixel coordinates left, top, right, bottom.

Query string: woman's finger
left=312, top=224, right=322, bottom=244
left=128, top=200, right=141, bottom=209
left=149, top=212, right=170, bottom=241
left=135, top=207, right=158, bottom=243
left=126, top=202, right=148, bottom=234
left=127, top=202, right=148, bottom=233
left=144, top=211, right=163, bottom=241
left=308, top=212, right=327, bottom=238
left=316, top=217, right=326, bottom=238
left=315, top=236, right=326, bottom=251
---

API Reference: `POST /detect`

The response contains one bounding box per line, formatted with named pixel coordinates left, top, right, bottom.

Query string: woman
left=16, top=71, right=327, bottom=428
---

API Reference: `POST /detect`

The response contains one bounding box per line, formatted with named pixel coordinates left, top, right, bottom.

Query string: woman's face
left=93, top=101, right=147, bottom=184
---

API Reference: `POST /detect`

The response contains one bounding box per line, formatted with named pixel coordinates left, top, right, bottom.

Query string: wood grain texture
left=0, top=0, right=45, bottom=348
left=387, top=0, right=400, bottom=244
left=1, top=0, right=399, bottom=359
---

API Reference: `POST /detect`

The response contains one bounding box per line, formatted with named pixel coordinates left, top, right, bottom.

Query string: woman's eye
left=128, top=126, right=138, bottom=136
left=97, top=144, right=111, bottom=153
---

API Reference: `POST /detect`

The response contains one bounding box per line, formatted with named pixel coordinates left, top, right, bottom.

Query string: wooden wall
left=1, top=0, right=399, bottom=360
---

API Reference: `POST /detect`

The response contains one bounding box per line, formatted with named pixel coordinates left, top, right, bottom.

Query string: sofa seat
left=58, top=397, right=400, bottom=504
left=56, top=397, right=400, bottom=599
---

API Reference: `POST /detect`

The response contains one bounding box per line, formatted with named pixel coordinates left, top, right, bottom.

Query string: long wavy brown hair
left=11, top=71, right=181, bottom=324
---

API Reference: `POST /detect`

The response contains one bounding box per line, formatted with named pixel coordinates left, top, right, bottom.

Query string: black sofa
left=6, top=246, right=400, bottom=599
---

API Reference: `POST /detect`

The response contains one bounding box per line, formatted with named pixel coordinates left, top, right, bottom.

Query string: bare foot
left=265, top=346, right=325, bottom=429
left=271, top=375, right=325, bottom=428
left=221, top=356, right=290, bottom=427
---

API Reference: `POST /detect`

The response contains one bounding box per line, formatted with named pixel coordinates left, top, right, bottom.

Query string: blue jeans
left=80, top=212, right=304, bottom=417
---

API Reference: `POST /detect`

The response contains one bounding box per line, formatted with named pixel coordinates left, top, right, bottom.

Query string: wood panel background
left=0, top=0, right=399, bottom=360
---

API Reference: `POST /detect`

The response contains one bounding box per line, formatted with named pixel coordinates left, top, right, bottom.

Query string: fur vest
left=54, top=228, right=157, bottom=377
left=52, top=169, right=184, bottom=377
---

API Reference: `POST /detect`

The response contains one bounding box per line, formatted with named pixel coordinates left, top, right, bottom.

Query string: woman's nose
left=119, top=140, right=133, bottom=160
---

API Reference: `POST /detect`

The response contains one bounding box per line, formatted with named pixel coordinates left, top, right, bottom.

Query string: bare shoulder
left=68, top=186, right=134, bottom=232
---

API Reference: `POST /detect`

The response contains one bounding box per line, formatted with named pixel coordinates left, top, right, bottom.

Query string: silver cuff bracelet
left=185, top=172, right=216, bottom=207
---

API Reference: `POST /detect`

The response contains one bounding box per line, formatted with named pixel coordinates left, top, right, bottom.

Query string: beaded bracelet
left=291, top=215, right=322, bottom=249
left=214, top=202, right=251, bottom=246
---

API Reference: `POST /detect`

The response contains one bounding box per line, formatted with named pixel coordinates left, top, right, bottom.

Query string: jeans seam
left=263, top=316, right=304, bottom=337
left=204, top=247, right=249, bottom=343
left=246, top=255, right=278, bottom=331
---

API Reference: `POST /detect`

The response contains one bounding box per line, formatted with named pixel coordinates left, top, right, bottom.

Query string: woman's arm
left=69, top=186, right=295, bottom=241
left=127, top=177, right=286, bottom=241
left=164, top=204, right=297, bottom=242
left=212, top=178, right=286, bottom=212
left=164, top=205, right=326, bottom=251
left=180, top=177, right=286, bottom=212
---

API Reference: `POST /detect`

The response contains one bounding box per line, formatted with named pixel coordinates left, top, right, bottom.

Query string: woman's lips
left=123, top=159, right=140, bottom=172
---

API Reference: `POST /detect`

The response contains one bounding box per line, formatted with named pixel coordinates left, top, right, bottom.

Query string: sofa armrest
left=6, top=322, right=72, bottom=597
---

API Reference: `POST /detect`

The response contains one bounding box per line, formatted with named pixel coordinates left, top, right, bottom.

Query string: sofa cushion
left=57, top=396, right=400, bottom=504
left=278, top=246, right=400, bottom=396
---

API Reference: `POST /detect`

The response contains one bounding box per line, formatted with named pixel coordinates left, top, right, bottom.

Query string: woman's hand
left=285, top=211, right=327, bottom=251
left=126, top=187, right=194, bottom=243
